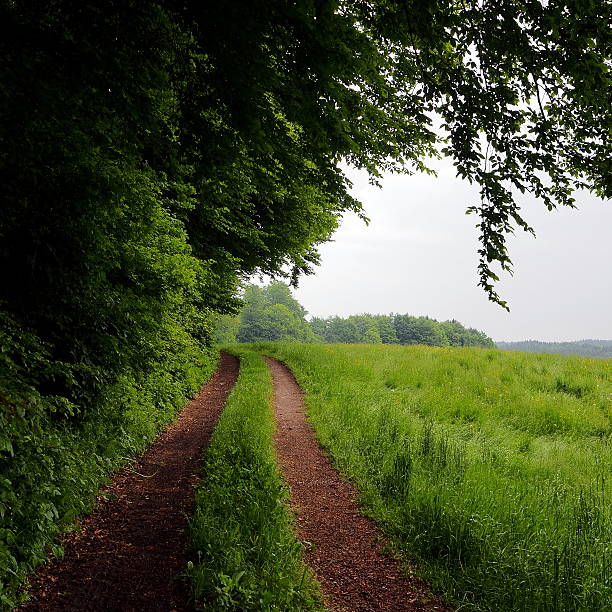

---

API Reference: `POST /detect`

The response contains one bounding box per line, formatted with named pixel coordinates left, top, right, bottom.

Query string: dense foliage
left=1, top=0, right=610, bottom=604
left=234, top=284, right=318, bottom=344
left=0, top=310, right=216, bottom=607
left=498, top=339, right=612, bottom=359
left=217, top=282, right=494, bottom=347
left=258, top=343, right=611, bottom=611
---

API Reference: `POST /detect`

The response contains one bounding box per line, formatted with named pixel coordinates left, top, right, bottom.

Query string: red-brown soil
left=21, top=352, right=239, bottom=612
left=266, top=357, right=450, bottom=612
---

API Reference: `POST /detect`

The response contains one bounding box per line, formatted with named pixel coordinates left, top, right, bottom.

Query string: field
left=255, top=343, right=612, bottom=611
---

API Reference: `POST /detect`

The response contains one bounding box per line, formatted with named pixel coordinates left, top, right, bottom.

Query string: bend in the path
left=21, top=352, right=239, bottom=612
left=266, top=356, right=449, bottom=612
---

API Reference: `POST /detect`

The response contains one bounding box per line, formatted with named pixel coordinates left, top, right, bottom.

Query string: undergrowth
left=187, top=348, right=322, bottom=611
left=0, top=312, right=217, bottom=609
left=257, top=342, right=611, bottom=612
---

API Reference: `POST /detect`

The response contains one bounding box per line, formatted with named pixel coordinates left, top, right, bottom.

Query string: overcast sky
left=288, top=158, right=611, bottom=342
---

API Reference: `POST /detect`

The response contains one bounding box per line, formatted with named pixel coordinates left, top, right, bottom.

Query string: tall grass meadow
left=257, top=343, right=611, bottom=611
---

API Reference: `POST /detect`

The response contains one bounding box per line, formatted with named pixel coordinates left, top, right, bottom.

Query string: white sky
left=290, top=158, right=612, bottom=342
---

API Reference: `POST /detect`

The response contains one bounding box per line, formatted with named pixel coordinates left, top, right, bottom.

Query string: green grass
left=187, top=348, right=322, bottom=611
left=256, top=342, right=611, bottom=612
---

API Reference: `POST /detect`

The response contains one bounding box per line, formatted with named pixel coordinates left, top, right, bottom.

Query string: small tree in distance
left=233, top=283, right=317, bottom=344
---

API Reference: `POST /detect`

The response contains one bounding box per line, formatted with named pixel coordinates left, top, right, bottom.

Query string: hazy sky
left=287, top=158, right=611, bottom=342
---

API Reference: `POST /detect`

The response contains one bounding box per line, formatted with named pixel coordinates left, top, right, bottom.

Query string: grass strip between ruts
left=187, top=347, right=323, bottom=611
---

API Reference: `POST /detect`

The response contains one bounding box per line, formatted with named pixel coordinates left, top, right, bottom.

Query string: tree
left=363, top=323, right=383, bottom=345
left=236, top=283, right=317, bottom=343
left=174, top=0, right=610, bottom=308
left=309, top=317, right=328, bottom=342
left=236, top=286, right=268, bottom=343
left=264, top=282, right=308, bottom=320
left=323, top=317, right=361, bottom=343
left=394, top=315, right=450, bottom=346
left=214, top=314, right=239, bottom=345
left=374, top=315, right=399, bottom=345
left=0, top=0, right=607, bottom=440
left=264, top=304, right=303, bottom=341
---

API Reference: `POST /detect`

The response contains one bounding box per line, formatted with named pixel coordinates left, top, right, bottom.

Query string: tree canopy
left=2, top=1, right=609, bottom=337
left=224, top=283, right=317, bottom=343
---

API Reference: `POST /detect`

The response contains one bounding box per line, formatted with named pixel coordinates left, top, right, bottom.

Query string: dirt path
left=21, top=352, right=239, bottom=612
left=266, top=357, right=449, bottom=612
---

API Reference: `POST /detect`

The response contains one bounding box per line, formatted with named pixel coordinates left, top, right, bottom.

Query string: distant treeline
left=216, top=282, right=495, bottom=348
left=497, top=340, right=612, bottom=359
left=310, top=314, right=494, bottom=347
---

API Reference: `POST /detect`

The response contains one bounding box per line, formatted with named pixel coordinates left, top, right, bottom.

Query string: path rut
left=266, top=356, right=449, bottom=612
left=21, top=352, right=239, bottom=612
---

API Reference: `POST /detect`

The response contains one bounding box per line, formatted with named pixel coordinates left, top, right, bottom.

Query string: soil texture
left=266, top=356, right=449, bottom=612
left=21, top=352, right=239, bottom=612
